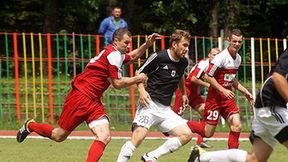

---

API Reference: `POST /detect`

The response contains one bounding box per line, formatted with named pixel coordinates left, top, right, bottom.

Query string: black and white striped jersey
left=255, top=48, right=288, bottom=108
left=138, top=49, right=188, bottom=106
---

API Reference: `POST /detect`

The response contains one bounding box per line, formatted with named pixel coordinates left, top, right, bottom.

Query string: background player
left=188, top=48, right=288, bottom=162
left=173, top=48, right=220, bottom=148
left=187, top=29, right=254, bottom=149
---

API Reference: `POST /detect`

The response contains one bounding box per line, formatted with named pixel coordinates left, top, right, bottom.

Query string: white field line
left=0, top=135, right=249, bottom=141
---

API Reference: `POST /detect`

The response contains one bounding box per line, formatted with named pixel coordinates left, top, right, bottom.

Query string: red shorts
left=204, top=99, right=239, bottom=126
left=58, top=88, right=107, bottom=131
left=173, top=88, right=204, bottom=114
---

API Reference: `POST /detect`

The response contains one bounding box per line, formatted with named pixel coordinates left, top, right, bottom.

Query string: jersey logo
left=171, top=70, right=176, bottom=77
left=163, top=65, right=169, bottom=70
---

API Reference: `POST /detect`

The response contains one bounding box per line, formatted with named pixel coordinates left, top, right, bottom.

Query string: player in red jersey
left=187, top=29, right=253, bottom=149
left=16, top=28, right=160, bottom=162
left=173, top=48, right=220, bottom=148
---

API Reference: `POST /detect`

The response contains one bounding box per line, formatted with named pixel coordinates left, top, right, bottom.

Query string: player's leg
left=117, top=126, right=149, bottom=162
left=188, top=145, right=248, bottom=162
left=117, top=103, right=154, bottom=162
left=144, top=109, right=192, bottom=160
left=193, top=103, right=211, bottom=148
left=227, top=113, right=242, bottom=148
left=16, top=89, right=85, bottom=143
left=87, top=117, right=111, bottom=162
left=251, top=137, right=273, bottom=162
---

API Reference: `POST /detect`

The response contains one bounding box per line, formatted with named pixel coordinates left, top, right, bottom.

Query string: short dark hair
left=112, top=28, right=131, bottom=42
left=228, top=29, right=242, bottom=39
left=169, top=29, right=191, bottom=47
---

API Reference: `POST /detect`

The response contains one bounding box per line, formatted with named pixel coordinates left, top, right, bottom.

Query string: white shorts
left=133, top=100, right=187, bottom=133
left=252, top=106, right=288, bottom=148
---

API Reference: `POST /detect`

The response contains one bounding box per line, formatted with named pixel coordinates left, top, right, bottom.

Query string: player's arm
left=111, top=73, right=147, bottom=89
left=136, top=53, right=158, bottom=106
left=191, top=75, right=210, bottom=88
left=136, top=71, right=151, bottom=107
left=204, top=73, right=235, bottom=99
left=272, top=72, right=288, bottom=102
left=178, top=76, right=189, bottom=110
left=233, top=80, right=253, bottom=105
left=127, top=33, right=160, bottom=63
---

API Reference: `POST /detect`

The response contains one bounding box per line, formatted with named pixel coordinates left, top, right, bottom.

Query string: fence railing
left=0, top=32, right=287, bottom=126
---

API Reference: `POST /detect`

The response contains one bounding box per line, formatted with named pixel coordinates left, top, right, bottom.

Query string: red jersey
left=72, top=44, right=131, bottom=100
left=185, top=57, right=210, bottom=95
left=205, top=48, right=241, bottom=101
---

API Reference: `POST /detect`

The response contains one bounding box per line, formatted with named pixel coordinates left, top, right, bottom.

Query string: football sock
left=228, top=131, right=240, bottom=149
left=116, top=141, right=136, bottom=162
left=86, top=140, right=106, bottom=162
left=28, top=122, right=54, bottom=138
left=187, top=121, right=205, bottom=137
left=196, top=135, right=204, bottom=145
left=200, top=149, right=247, bottom=162
left=196, top=120, right=205, bottom=144
left=147, top=137, right=182, bottom=159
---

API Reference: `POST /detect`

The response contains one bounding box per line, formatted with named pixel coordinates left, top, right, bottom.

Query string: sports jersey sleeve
left=206, top=54, right=223, bottom=77
left=192, top=60, right=209, bottom=78
left=274, top=49, right=288, bottom=77
left=123, top=54, right=131, bottom=64
left=137, top=53, right=158, bottom=74
left=107, top=51, right=123, bottom=79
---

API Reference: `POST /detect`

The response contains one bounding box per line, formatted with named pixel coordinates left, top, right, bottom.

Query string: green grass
left=0, top=138, right=286, bottom=162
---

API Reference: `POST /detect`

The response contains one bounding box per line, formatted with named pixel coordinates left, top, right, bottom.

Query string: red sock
left=196, top=135, right=204, bottom=145
left=28, top=122, right=54, bottom=138
left=228, top=131, right=240, bottom=149
left=86, top=140, right=106, bottom=162
left=187, top=121, right=205, bottom=137
left=196, top=119, right=205, bottom=144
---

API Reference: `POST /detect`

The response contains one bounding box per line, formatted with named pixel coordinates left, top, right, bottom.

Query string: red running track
left=0, top=130, right=249, bottom=139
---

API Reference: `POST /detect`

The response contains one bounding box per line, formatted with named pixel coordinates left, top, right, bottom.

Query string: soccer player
left=187, top=29, right=254, bottom=149
left=188, top=48, right=288, bottom=162
left=173, top=47, right=220, bottom=148
left=117, top=29, right=193, bottom=162
left=16, top=28, right=160, bottom=162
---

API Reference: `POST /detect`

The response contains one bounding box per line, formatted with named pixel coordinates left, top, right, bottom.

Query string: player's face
left=112, top=8, right=122, bottom=19
left=114, top=34, right=131, bottom=54
left=209, top=48, right=220, bottom=60
left=174, top=38, right=190, bottom=59
left=228, top=34, right=243, bottom=53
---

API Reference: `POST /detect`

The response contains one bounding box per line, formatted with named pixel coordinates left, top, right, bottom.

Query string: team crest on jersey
left=171, top=70, right=176, bottom=77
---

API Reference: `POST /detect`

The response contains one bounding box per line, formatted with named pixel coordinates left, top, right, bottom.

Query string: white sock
left=117, top=141, right=136, bottom=162
left=200, top=149, right=247, bottom=162
left=148, top=137, right=182, bottom=159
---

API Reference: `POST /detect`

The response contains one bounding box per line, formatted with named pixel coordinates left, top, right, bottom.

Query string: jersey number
left=139, top=115, right=149, bottom=124
left=207, top=110, right=219, bottom=120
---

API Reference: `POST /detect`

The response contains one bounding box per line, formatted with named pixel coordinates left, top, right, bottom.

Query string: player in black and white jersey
left=117, top=29, right=193, bottom=162
left=188, top=48, right=288, bottom=162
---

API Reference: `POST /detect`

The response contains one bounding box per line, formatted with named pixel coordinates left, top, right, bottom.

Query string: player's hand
left=146, top=33, right=161, bottom=47
left=138, top=73, right=148, bottom=85
left=244, top=92, right=254, bottom=106
left=181, top=95, right=189, bottom=112
left=222, top=89, right=235, bottom=99
left=139, top=89, right=151, bottom=107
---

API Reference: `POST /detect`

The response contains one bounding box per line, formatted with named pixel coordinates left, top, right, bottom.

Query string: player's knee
left=246, top=152, right=258, bottom=162
left=98, top=133, right=111, bottom=144
left=179, top=131, right=193, bottom=143
left=53, top=134, right=67, bottom=142
left=231, top=124, right=242, bottom=132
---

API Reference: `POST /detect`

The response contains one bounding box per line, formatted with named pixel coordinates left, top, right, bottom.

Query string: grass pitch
left=0, top=138, right=286, bottom=162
